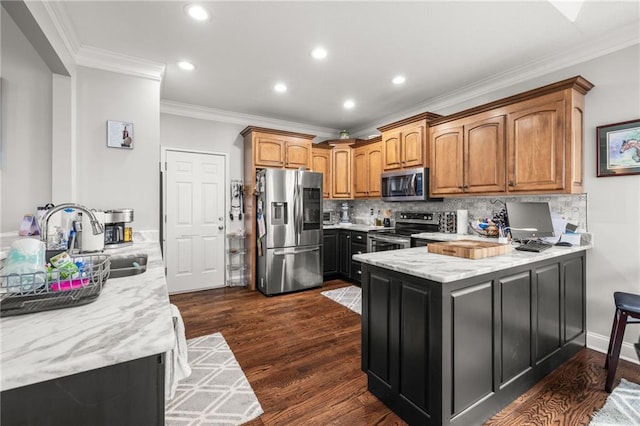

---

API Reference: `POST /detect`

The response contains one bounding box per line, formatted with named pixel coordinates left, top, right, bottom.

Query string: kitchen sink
left=108, top=253, right=148, bottom=279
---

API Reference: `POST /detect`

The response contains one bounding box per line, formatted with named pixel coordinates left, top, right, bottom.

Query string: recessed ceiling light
left=177, top=61, right=195, bottom=71
left=274, top=83, right=287, bottom=93
left=185, top=4, right=210, bottom=21
left=311, top=47, right=328, bottom=60
left=392, top=75, right=406, bottom=85
left=343, top=99, right=355, bottom=109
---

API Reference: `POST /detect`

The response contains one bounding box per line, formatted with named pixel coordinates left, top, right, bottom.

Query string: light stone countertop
left=0, top=231, right=174, bottom=391
left=353, top=242, right=592, bottom=283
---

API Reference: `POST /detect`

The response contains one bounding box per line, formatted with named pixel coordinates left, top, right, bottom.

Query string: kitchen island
left=0, top=231, right=174, bottom=425
left=353, top=243, right=590, bottom=426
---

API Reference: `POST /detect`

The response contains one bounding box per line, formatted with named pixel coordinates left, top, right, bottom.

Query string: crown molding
left=42, top=2, right=81, bottom=59
left=352, top=22, right=640, bottom=136
left=160, top=100, right=340, bottom=139
left=75, top=45, right=165, bottom=81
left=43, top=2, right=165, bottom=81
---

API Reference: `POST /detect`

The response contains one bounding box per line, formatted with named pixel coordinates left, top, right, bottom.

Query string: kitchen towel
left=456, top=210, right=468, bottom=235
left=166, top=304, right=192, bottom=400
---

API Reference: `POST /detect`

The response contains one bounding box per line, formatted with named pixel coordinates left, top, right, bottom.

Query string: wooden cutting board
left=427, top=240, right=512, bottom=259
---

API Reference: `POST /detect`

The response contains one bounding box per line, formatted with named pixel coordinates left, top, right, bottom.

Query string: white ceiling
left=50, top=1, right=640, bottom=134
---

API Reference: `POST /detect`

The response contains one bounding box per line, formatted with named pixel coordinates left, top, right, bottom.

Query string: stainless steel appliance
left=323, top=209, right=336, bottom=225
left=256, top=169, right=323, bottom=295
left=381, top=167, right=443, bottom=202
left=104, top=209, right=134, bottom=248
left=368, top=211, right=440, bottom=252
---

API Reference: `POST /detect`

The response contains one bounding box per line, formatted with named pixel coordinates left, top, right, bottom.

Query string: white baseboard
left=587, top=331, right=640, bottom=365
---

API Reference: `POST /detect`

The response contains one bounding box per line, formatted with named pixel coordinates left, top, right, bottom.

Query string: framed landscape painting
left=596, top=119, right=640, bottom=177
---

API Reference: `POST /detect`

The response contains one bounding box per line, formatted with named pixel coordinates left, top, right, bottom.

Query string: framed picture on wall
left=596, top=119, right=640, bottom=177
left=107, top=120, right=134, bottom=149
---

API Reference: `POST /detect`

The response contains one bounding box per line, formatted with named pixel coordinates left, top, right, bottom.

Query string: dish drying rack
left=0, top=253, right=110, bottom=317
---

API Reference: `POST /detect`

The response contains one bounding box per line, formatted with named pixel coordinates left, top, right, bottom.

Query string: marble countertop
left=353, top=243, right=592, bottom=283
left=324, top=223, right=391, bottom=232
left=0, top=231, right=175, bottom=391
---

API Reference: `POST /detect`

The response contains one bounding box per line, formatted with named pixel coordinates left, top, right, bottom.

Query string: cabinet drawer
left=351, top=242, right=367, bottom=256
left=352, top=232, right=367, bottom=243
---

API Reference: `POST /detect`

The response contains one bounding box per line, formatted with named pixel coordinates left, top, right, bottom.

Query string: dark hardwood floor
left=170, top=279, right=640, bottom=426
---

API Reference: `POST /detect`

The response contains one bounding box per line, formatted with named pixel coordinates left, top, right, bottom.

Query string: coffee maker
left=104, top=209, right=134, bottom=248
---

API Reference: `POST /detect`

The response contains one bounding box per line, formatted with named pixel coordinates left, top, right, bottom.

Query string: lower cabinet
left=323, top=230, right=339, bottom=276
left=361, top=252, right=586, bottom=426
left=323, top=229, right=367, bottom=284
left=1, top=354, right=165, bottom=426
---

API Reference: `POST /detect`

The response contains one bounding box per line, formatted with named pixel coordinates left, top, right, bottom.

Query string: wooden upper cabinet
left=285, top=140, right=312, bottom=169
left=428, top=76, right=593, bottom=197
left=243, top=127, right=314, bottom=170
left=331, top=145, right=353, bottom=199
left=311, top=145, right=332, bottom=198
left=465, top=115, right=506, bottom=194
left=507, top=97, right=564, bottom=192
left=353, top=140, right=382, bottom=198
left=255, top=136, right=285, bottom=167
left=378, top=113, right=441, bottom=171
left=367, top=143, right=383, bottom=197
left=402, top=126, right=424, bottom=168
left=382, top=132, right=402, bottom=170
left=431, top=126, right=464, bottom=195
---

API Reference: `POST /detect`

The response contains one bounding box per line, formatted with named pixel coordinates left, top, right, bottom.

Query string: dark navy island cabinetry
left=360, top=250, right=586, bottom=426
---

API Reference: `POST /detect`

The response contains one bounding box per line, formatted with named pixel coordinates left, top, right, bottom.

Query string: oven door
left=367, top=234, right=411, bottom=252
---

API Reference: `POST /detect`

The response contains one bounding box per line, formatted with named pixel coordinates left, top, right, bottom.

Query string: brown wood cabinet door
left=285, top=141, right=311, bottom=169
left=311, top=148, right=331, bottom=198
left=382, top=132, right=402, bottom=170
left=367, top=143, right=383, bottom=197
left=430, top=125, right=464, bottom=195
left=255, top=137, right=284, bottom=167
left=507, top=100, right=565, bottom=192
left=332, top=147, right=352, bottom=199
left=402, top=126, right=425, bottom=168
left=353, top=147, right=368, bottom=198
left=464, top=116, right=506, bottom=194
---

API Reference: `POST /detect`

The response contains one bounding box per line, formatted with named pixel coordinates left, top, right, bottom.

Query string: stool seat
left=614, top=292, right=640, bottom=316
left=605, top=291, right=640, bottom=392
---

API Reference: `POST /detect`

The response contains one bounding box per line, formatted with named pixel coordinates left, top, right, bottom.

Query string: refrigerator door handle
left=273, top=247, right=320, bottom=256
left=295, top=173, right=302, bottom=246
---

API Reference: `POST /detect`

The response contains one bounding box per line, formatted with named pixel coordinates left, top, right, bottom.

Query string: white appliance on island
left=255, top=168, right=323, bottom=295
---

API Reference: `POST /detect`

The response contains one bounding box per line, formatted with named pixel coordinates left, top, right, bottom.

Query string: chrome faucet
left=40, top=203, right=104, bottom=249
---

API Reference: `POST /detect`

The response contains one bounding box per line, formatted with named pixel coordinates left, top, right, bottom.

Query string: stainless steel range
left=367, top=211, right=440, bottom=252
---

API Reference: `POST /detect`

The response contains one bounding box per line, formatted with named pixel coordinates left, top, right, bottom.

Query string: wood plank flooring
left=170, top=280, right=640, bottom=426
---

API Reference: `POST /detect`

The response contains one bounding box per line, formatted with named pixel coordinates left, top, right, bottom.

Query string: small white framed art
left=107, top=120, right=134, bottom=149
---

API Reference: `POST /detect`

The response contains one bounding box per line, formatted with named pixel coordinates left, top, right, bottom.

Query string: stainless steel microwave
left=381, top=167, right=443, bottom=202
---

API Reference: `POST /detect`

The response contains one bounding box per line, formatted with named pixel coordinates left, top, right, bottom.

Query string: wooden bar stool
left=604, top=291, right=640, bottom=392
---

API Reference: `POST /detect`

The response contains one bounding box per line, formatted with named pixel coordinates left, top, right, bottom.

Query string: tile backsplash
left=324, top=194, right=588, bottom=231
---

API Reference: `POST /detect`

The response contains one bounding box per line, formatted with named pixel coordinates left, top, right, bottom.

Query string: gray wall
left=76, top=66, right=160, bottom=230
left=1, top=9, right=52, bottom=232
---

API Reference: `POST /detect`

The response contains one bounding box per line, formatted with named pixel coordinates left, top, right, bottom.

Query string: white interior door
left=166, top=150, right=226, bottom=293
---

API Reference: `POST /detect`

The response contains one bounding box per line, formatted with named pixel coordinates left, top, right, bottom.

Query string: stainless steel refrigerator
left=256, top=168, right=323, bottom=295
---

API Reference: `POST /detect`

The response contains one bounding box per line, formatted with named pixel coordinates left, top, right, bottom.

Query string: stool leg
left=604, top=309, right=620, bottom=370
left=605, top=311, right=628, bottom=393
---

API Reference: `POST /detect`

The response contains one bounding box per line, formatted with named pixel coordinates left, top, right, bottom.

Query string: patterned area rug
left=165, top=333, right=263, bottom=425
left=590, top=379, right=640, bottom=425
left=321, top=285, right=361, bottom=315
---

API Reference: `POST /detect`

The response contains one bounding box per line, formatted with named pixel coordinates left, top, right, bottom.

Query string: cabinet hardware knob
left=463, top=185, right=469, bottom=189
left=218, top=225, right=224, bottom=230
left=509, top=181, right=515, bottom=186
left=458, top=186, right=464, bottom=189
